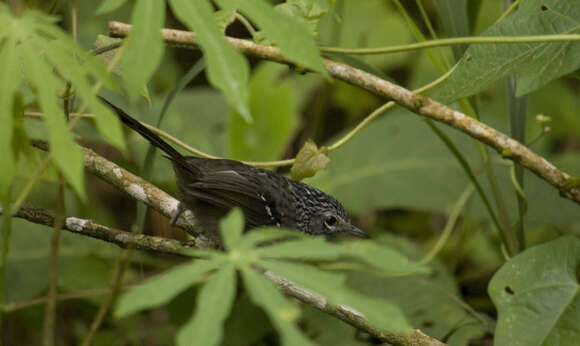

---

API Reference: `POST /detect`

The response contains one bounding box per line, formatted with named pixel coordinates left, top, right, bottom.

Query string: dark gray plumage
left=100, top=98, right=368, bottom=241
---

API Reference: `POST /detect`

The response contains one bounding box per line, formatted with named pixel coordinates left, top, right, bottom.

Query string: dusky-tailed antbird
left=100, top=98, right=368, bottom=243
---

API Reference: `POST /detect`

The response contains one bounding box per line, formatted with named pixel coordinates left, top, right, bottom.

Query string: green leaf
left=220, top=208, right=245, bottom=251
left=219, top=0, right=328, bottom=77
left=5, top=219, right=122, bottom=303
left=177, top=264, right=237, bottom=346
left=308, top=109, right=475, bottom=214
left=433, top=0, right=580, bottom=101
left=122, top=0, right=165, bottom=101
left=308, top=108, right=580, bottom=229
left=221, top=292, right=273, bottom=346
left=275, top=0, right=334, bottom=37
left=290, top=139, right=330, bottom=180
left=349, top=234, right=491, bottom=342
left=228, top=62, right=298, bottom=161
left=59, top=256, right=112, bottom=305
left=20, top=41, right=86, bottom=201
left=35, top=21, right=118, bottom=92
left=0, top=37, right=19, bottom=195
left=489, top=236, right=580, bottom=346
left=255, top=235, right=426, bottom=275
left=115, top=260, right=219, bottom=318
left=434, top=0, right=470, bottom=60
left=339, top=240, right=430, bottom=275
left=95, top=0, right=128, bottom=14
left=214, top=9, right=236, bottom=33
left=300, top=305, right=369, bottom=346
left=259, top=260, right=344, bottom=294
left=94, top=35, right=123, bottom=74
left=169, top=0, right=251, bottom=122
left=41, top=39, right=126, bottom=151
left=259, top=260, right=412, bottom=333
left=237, top=227, right=307, bottom=250
left=240, top=266, right=315, bottom=346
left=256, top=237, right=342, bottom=260
left=318, top=0, right=413, bottom=69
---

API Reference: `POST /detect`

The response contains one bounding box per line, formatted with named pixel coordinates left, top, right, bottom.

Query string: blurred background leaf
left=489, top=236, right=580, bottom=346
left=432, top=0, right=580, bottom=102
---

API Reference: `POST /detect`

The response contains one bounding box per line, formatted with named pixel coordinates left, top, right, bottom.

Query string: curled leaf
left=291, top=140, right=330, bottom=181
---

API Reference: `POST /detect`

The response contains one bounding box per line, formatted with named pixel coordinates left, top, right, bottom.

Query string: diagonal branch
left=6, top=146, right=445, bottom=346
left=8, top=202, right=444, bottom=346
left=108, top=21, right=580, bottom=206
left=11, top=203, right=190, bottom=254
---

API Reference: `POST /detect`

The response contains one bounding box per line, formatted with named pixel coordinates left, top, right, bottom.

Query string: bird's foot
left=170, top=202, right=186, bottom=226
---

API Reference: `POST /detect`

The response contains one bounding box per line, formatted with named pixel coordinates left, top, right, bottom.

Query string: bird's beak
left=345, top=224, right=369, bottom=238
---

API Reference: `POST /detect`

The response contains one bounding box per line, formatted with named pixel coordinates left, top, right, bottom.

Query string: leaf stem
left=42, top=175, right=65, bottom=346
left=10, top=156, right=52, bottom=215
left=234, top=12, right=256, bottom=36
left=496, top=0, right=519, bottom=23
left=320, top=34, right=580, bottom=55
left=81, top=226, right=136, bottom=346
left=417, top=185, right=474, bottom=265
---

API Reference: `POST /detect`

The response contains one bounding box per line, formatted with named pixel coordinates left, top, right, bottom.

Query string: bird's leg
left=170, top=202, right=187, bottom=226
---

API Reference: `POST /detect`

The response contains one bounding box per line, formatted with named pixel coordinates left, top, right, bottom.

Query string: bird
left=99, top=97, right=368, bottom=243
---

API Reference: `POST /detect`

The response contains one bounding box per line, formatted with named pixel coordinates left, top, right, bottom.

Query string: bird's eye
left=324, top=215, right=337, bottom=228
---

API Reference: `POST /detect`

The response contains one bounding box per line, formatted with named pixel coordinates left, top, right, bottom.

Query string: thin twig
left=42, top=175, right=65, bottom=346
left=417, top=185, right=474, bottom=265
left=496, top=0, right=520, bottom=23
left=10, top=156, right=51, bottom=215
left=81, top=228, right=135, bottom=346
left=3, top=284, right=137, bottom=312
left=319, top=34, right=580, bottom=55
left=234, top=12, right=256, bottom=36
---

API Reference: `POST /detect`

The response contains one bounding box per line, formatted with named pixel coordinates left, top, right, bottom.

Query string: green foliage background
left=1, top=0, right=579, bottom=345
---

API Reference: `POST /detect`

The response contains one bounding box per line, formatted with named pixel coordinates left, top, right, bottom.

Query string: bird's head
left=306, top=197, right=369, bottom=238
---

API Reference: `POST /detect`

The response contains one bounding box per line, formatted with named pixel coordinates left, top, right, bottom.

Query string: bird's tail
left=99, top=97, right=195, bottom=172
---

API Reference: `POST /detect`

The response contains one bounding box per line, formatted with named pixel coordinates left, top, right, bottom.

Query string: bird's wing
left=188, top=170, right=282, bottom=228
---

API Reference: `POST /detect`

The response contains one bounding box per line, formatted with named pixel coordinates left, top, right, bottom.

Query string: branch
left=8, top=203, right=445, bottom=346
left=11, top=203, right=191, bottom=254
left=266, top=271, right=446, bottom=346
left=108, top=21, right=580, bottom=206
left=79, top=146, right=219, bottom=249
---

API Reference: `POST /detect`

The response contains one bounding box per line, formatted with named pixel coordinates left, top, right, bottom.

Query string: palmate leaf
left=339, top=240, right=429, bottom=275
left=255, top=237, right=342, bottom=260
left=0, top=35, right=19, bottom=196
left=237, top=227, right=308, bottom=250
left=257, top=260, right=412, bottom=333
left=20, top=12, right=125, bottom=150
left=19, top=40, right=86, bottom=200
left=488, top=236, right=580, bottom=346
left=433, top=0, right=580, bottom=102
left=116, top=210, right=418, bottom=344
left=169, top=0, right=251, bottom=122
left=0, top=7, right=127, bottom=199
left=220, top=208, right=245, bottom=250
left=177, top=264, right=237, bottom=346
left=240, top=266, right=315, bottom=346
left=40, top=39, right=126, bottom=151
left=256, top=236, right=428, bottom=275
left=115, top=259, right=220, bottom=318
